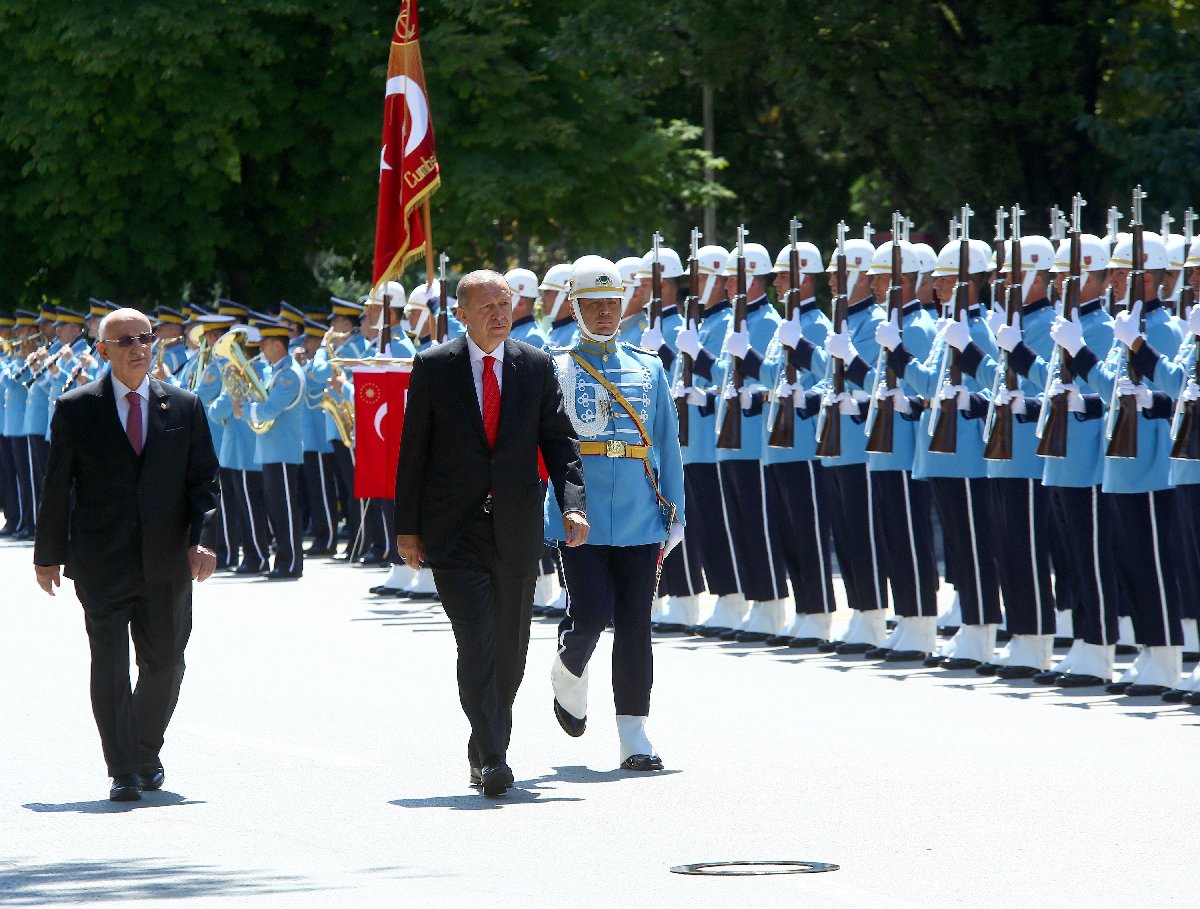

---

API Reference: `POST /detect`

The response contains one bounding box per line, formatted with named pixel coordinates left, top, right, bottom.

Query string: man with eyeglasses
left=33, top=308, right=219, bottom=802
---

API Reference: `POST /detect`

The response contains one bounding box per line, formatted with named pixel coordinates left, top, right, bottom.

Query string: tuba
left=212, top=328, right=275, bottom=434
left=319, top=330, right=355, bottom=448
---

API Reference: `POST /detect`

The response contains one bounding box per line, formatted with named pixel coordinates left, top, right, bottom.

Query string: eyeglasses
left=101, top=332, right=154, bottom=347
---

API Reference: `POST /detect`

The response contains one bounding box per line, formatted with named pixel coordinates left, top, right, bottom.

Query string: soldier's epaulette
left=621, top=342, right=659, bottom=357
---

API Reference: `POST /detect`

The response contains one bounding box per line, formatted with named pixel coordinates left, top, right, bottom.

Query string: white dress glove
left=875, top=311, right=901, bottom=351
left=777, top=312, right=803, bottom=349
left=943, top=313, right=971, bottom=352
left=675, top=321, right=701, bottom=359
left=995, top=313, right=1022, bottom=353
left=640, top=319, right=665, bottom=352
left=723, top=326, right=751, bottom=360
left=825, top=327, right=859, bottom=362
left=1112, top=302, right=1143, bottom=348
left=1049, top=312, right=1085, bottom=356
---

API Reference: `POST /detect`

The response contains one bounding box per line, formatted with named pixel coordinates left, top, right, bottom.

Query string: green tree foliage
left=0, top=0, right=1195, bottom=310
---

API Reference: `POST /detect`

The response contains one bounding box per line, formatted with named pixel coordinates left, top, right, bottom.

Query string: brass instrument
left=153, top=335, right=185, bottom=373
left=185, top=324, right=210, bottom=392
left=212, top=328, right=275, bottom=434
left=319, top=330, right=356, bottom=448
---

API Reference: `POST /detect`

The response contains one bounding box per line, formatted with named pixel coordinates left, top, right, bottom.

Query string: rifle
left=815, top=220, right=849, bottom=457
left=435, top=252, right=449, bottom=344
left=1106, top=186, right=1147, bottom=459
left=1048, top=204, right=1066, bottom=309
left=677, top=227, right=702, bottom=445
left=716, top=224, right=748, bottom=450
left=1170, top=207, right=1200, bottom=459
left=1036, top=193, right=1086, bottom=459
left=929, top=203, right=974, bottom=454
left=649, top=230, right=664, bottom=330
left=768, top=217, right=802, bottom=449
left=865, top=211, right=905, bottom=453
left=1161, top=212, right=1176, bottom=313
left=1105, top=206, right=1123, bottom=315
left=983, top=203, right=1024, bottom=460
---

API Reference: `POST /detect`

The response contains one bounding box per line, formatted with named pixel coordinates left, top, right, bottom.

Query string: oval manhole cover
left=671, top=860, right=840, bottom=876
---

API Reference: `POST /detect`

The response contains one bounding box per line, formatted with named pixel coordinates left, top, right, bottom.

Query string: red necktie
left=482, top=355, right=500, bottom=448
left=125, top=390, right=143, bottom=456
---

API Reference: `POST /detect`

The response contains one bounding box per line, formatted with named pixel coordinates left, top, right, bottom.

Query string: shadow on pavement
left=22, top=791, right=205, bottom=814
left=389, top=788, right=583, bottom=811
left=0, top=858, right=320, bottom=904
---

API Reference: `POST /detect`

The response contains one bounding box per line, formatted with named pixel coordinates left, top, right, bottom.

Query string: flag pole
left=422, top=199, right=436, bottom=299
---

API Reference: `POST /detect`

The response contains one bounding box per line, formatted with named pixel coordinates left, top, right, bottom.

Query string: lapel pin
left=160, top=402, right=168, bottom=409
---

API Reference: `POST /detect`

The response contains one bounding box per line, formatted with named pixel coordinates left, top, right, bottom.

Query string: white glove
left=995, top=312, right=1022, bottom=352
left=1112, top=301, right=1143, bottom=348
left=1182, top=379, right=1200, bottom=403
left=685, top=386, right=707, bottom=407
left=1049, top=312, right=1085, bottom=356
left=663, top=522, right=685, bottom=559
left=1189, top=307, right=1200, bottom=337
left=1116, top=377, right=1152, bottom=409
left=675, top=320, right=701, bottom=359
left=995, top=386, right=1026, bottom=416
left=875, top=311, right=901, bottom=351
left=832, top=391, right=858, bottom=415
left=825, top=327, right=858, bottom=362
left=723, top=326, right=751, bottom=359
left=640, top=319, right=665, bottom=352
left=883, top=385, right=911, bottom=415
left=987, top=303, right=1007, bottom=337
left=774, top=381, right=794, bottom=401
left=935, top=316, right=950, bottom=334
left=777, top=312, right=803, bottom=349
left=943, top=312, right=971, bottom=351
left=939, top=383, right=971, bottom=410
left=737, top=387, right=754, bottom=410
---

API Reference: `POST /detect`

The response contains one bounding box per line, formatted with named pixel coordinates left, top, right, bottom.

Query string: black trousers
left=989, top=477, right=1056, bottom=635
left=329, top=440, right=361, bottom=551
left=429, top=511, right=536, bottom=767
left=26, top=435, right=48, bottom=530
left=1106, top=490, right=1184, bottom=647
left=75, top=578, right=191, bottom=777
left=11, top=436, right=34, bottom=533
left=765, top=460, right=834, bottom=615
left=658, top=467, right=706, bottom=597
left=822, top=463, right=887, bottom=612
left=262, top=462, right=304, bottom=575
left=363, top=498, right=399, bottom=562
left=1047, top=485, right=1119, bottom=646
left=869, top=470, right=938, bottom=618
left=559, top=543, right=659, bottom=717
left=686, top=462, right=740, bottom=597
left=233, top=468, right=272, bottom=569
left=215, top=468, right=243, bottom=569
left=0, top=433, right=17, bottom=528
left=930, top=476, right=1001, bottom=626
left=717, top=459, right=788, bottom=602
left=1175, top=484, right=1200, bottom=623
left=301, top=450, right=338, bottom=549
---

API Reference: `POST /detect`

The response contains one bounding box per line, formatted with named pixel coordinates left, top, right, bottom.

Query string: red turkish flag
left=373, top=0, right=441, bottom=286
left=353, top=367, right=411, bottom=498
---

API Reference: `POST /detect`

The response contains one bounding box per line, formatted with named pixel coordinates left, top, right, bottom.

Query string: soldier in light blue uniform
left=277, top=301, right=306, bottom=354
left=193, top=314, right=240, bottom=569
left=3, top=309, right=42, bottom=537
left=1050, top=231, right=1185, bottom=694
left=235, top=318, right=306, bottom=579
left=208, top=317, right=274, bottom=573
left=612, top=257, right=649, bottom=346
left=0, top=313, right=22, bottom=536
left=545, top=255, right=684, bottom=771
left=20, top=306, right=64, bottom=529
left=298, top=318, right=339, bottom=557
left=636, top=245, right=687, bottom=373
left=504, top=268, right=551, bottom=351
left=541, top=264, right=579, bottom=349
left=758, top=238, right=836, bottom=646
left=151, top=306, right=189, bottom=377
left=43, top=306, right=92, bottom=444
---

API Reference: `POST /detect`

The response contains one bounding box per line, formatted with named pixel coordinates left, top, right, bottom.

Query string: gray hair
left=456, top=270, right=510, bottom=310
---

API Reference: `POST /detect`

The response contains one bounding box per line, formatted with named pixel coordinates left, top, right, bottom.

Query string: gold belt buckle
left=605, top=440, right=626, bottom=458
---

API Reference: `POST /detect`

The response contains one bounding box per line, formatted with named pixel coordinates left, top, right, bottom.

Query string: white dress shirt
left=465, top=334, right=504, bottom=414
left=112, top=373, right=150, bottom=449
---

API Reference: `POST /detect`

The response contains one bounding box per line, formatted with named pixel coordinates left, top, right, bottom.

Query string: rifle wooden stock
left=768, top=245, right=802, bottom=449
left=716, top=253, right=748, bottom=451
left=983, top=233, right=1022, bottom=462
left=1106, top=215, right=1145, bottom=459
left=816, top=250, right=849, bottom=459
left=1171, top=400, right=1200, bottom=460
left=1037, top=219, right=1083, bottom=459
left=866, top=233, right=903, bottom=455
left=930, top=235, right=972, bottom=455
left=677, top=252, right=701, bottom=446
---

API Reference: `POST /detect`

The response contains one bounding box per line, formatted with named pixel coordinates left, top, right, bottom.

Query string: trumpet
left=212, top=328, right=275, bottom=434
left=319, top=331, right=356, bottom=449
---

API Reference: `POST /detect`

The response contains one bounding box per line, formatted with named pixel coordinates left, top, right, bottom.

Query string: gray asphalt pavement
left=0, top=537, right=1195, bottom=908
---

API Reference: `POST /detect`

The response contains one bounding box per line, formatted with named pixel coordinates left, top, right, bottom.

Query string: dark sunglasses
left=102, top=332, right=155, bottom=347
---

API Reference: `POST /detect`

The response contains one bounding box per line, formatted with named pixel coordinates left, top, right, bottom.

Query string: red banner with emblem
left=353, top=367, right=410, bottom=498
left=373, top=0, right=441, bottom=287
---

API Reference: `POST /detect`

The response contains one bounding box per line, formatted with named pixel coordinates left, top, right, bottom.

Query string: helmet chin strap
left=572, top=298, right=619, bottom=344
left=409, top=307, right=429, bottom=339
left=549, top=291, right=568, bottom=320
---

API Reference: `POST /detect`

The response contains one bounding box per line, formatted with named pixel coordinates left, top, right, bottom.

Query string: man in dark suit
left=395, top=269, right=587, bottom=797
left=34, top=308, right=219, bottom=802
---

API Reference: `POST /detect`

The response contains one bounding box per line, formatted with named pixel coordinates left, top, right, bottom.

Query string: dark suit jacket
left=33, top=373, right=220, bottom=602
left=394, top=337, right=585, bottom=566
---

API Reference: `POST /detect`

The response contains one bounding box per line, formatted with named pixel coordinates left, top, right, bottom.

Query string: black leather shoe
left=1183, top=691, right=1200, bottom=706
left=266, top=569, right=302, bottom=580
left=139, top=763, right=165, bottom=791
left=789, top=637, right=826, bottom=649
left=1114, top=643, right=1140, bottom=656
left=234, top=562, right=268, bottom=575
left=542, top=606, right=567, bottom=619
left=0, top=524, right=14, bottom=537
left=718, top=629, right=739, bottom=641
left=356, top=548, right=385, bottom=565
left=480, top=761, right=514, bottom=796
left=304, top=545, right=337, bottom=557
left=923, top=654, right=944, bottom=667
left=733, top=630, right=771, bottom=643
left=553, top=700, right=586, bottom=737
left=940, top=657, right=982, bottom=671
left=1105, top=681, right=1132, bottom=695
left=694, top=626, right=729, bottom=638
left=817, top=640, right=841, bottom=653
left=1160, top=688, right=1189, bottom=703
left=995, top=629, right=1013, bottom=643
left=937, top=625, right=960, bottom=638
left=884, top=649, right=928, bottom=663
left=469, top=766, right=482, bottom=788
left=1126, top=683, right=1170, bottom=697
left=621, top=754, right=664, bottom=771
left=996, top=665, right=1040, bottom=680
left=1032, top=670, right=1061, bottom=685
left=975, top=663, right=1002, bottom=676
left=656, top=623, right=689, bottom=635
left=109, top=773, right=143, bottom=802
left=1057, top=673, right=1106, bottom=688
left=834, top=642, right=874, bottom=655
left=764, top=634, right=792, bottom=646
left=864, top=646, right=892, bottom=660
left=370, top=586, right=402, bottom=596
